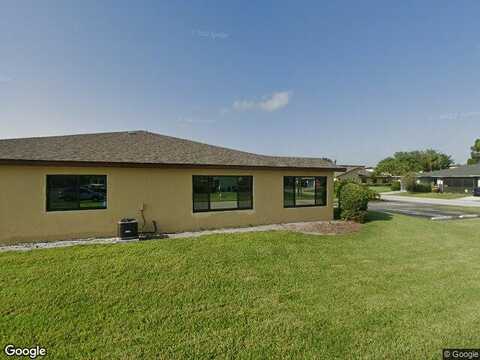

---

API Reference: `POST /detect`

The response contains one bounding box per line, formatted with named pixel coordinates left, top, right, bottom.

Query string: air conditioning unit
left=117, top=218, right=138, bottom=240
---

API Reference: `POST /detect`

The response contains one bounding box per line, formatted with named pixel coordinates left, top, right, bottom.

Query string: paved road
left=380, top=193, right=480, bottom=207
left=370, top=200, right=480, bottom=220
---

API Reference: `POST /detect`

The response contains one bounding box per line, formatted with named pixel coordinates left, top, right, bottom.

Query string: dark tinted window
left=315, top=177, right=327, bottom=206
left=193, top=176, right=253, bottom=212
left=283, top=176, right=327, bottom=208
left=47, top=175, right=107, bottom=211
left=210, top=176, right=238, bottom=210
left=193, top=176, right=210, bottom=212
left=237, top=176, right=253, bottom=209
left=283, top=176, right=295, bottom=207
left=296, top=177, right=315, bottom=206
left=444, top=178, right=474, bottom=193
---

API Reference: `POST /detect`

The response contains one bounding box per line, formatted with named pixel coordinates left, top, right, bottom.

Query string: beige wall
left=0, top=165, right=334, bottom=244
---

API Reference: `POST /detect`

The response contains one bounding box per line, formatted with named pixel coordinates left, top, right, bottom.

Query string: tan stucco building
left=0, top=131, right=344, bottom=244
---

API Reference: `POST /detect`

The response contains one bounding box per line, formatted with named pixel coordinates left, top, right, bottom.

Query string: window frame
left=46, top=174, right=108, bottom=212
left=283, top=176, right=327, bottom=208
left=192, top=175, right=253, bottom=213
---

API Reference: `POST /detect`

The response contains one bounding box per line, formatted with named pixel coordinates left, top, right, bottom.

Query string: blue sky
left=1, top=1, right=480, bottom=165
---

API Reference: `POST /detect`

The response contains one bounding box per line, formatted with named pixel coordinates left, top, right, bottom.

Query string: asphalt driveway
left=369, top=200, right=480, bottom=220
left=381, top=193, right=480, bottom=207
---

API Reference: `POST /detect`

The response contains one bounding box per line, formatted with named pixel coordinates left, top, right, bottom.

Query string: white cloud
left=233, top=91, right=292, bottom=112
left=232, top=99, right=256, bottom=111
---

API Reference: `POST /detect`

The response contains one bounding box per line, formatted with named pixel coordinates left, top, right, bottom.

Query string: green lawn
left=368, top=185, right=392, bottom=193
left=1, top=213, right=480, bottom=358
left=395, top=192, right=469, bottom=199
left=210, top=192, right=237, bottom=202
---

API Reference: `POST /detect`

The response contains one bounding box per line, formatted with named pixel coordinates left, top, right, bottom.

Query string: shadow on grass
left=366, top=210, right=393, bottom=223
left=334, top=208, right=393, bottom=223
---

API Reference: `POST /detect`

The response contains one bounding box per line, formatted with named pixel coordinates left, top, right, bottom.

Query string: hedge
left=338, top=183, right=370, bottom=223
left=390, top=181, right=401, bottom=191
left=412, top=183, right=432, bottom=193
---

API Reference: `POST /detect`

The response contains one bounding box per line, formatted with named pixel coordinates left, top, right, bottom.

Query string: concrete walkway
left=380, top=194, right=480, bottom=207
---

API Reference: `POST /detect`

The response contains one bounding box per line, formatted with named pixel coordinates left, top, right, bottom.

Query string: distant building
left=418, top=164, right=480, bottom=194
left=335, top=165, right=393, bottom=185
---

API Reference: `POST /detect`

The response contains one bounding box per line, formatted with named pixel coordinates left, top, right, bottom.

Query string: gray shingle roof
left=334, top=165, right=364, bottom=178
left=0, top=130, right=342, bottom=170
left=418, top=164, right=480, bottom=178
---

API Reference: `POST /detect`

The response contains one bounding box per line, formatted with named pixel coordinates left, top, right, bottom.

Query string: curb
left=431, top=214, right=479, bottom=221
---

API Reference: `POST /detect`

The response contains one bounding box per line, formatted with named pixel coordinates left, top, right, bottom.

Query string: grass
left=2, top=213, right=480, bottom=359
left=210, top=192, right=237, bottom=202
left=368, top=185, right=392, bottom=193
left=395, top=192, right=469, bottom=199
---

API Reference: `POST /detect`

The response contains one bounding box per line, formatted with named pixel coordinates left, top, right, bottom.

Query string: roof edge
left=336, top=166, right=364, bottom=176
left=0, top=130, right=149, bottom=142
left=0, top=159, right=345, bottom=171
left=418, top=174, right=480, bottom=178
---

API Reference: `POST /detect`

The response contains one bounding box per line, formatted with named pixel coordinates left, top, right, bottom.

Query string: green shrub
left=333, top=207, right=341, bottom=220
left=403, top=172, right=417, bottom=192
left=413, top=183, right=432, bottom=193
left=334, top=179, right=356, bottom=199
left=390, top=181, right=401, bottom=191
left=334, top=180, right=342, bottom=198
left=336, top=179, right=378, bottom=203
left=338, top=183, right=370, bottom=223
left=366, top=188, right=380, bottom=201
left=402, top=172, right=431, bottom=193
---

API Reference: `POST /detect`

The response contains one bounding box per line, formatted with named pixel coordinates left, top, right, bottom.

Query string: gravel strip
left=0, top=221, right=360, bottom=253
left=0, top=237, right=139, bottom=253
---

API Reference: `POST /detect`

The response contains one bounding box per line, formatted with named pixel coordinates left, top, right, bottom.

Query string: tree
left=421, top=149, right=453, bottom=172
left=467, top=139, right=480, bottom=165
left=402, top=172, right=417, bottom=192
left=375, top=157, right=409, bottom=176
left=375, top=150, right=453, bottom=176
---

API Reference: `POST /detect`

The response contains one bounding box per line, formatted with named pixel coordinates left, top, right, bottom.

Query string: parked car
left=59, top=186, right=105, bottom=201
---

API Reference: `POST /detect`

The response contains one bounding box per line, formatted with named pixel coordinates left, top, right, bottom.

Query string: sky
left=1, top=1, right=480, bottom=166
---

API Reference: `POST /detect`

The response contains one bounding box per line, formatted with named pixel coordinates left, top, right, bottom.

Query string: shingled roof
left=0, top=130, right=343, bottom=170
left=334, top=165, right=365, bottom=178
left=418, top=164, right=480, bottom=178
